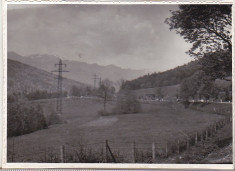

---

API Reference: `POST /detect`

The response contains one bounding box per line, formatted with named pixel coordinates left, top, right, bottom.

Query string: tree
left=199, top=50, right=231, bottom=80
left=197, top=78, right=215, bottom=100
left=70, top=85, right=82, bottom=97
left=155, top=87, right=164, bottom=100
left=180, top=72, right=202, bottom=101
left=165, top=5, right=232, bottom=81
left=114, top=89, right=141, bottom=114
left=98, top=79, right=115, bottom=112
left=165, top=5, right=232, bottom=57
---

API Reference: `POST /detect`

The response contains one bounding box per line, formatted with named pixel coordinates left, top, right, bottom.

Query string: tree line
left=122, top=61, right=201, bottom=90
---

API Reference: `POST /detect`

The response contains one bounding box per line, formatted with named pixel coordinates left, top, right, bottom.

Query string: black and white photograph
left=3, top=2, right=233, bottom=168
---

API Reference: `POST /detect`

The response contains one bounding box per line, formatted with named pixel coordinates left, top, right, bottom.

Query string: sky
left=7, top=4, right=193, bottom=73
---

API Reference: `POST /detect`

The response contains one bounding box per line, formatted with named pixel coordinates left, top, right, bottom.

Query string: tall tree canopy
left=165, top=5, right=232, bottom=81
left=165, top=5, right=232, bottom=57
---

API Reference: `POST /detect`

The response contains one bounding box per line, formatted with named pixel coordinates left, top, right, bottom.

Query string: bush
left=47, top=112, right=63, bottom=125
left=113, top=90, right=141, bottom=114
left=7, top=103, right=48, bottom=137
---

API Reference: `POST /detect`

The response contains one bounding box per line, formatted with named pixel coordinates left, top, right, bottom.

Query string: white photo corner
left=1, top=0, right=234, bottom=169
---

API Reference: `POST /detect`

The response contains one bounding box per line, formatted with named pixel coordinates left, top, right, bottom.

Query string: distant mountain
left=7, top=59, right=85, bottom=95
left=8, top=52, right=145, bottom=86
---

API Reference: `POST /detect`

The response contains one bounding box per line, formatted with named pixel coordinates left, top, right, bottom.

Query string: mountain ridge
left=8, top=52, right=145, bottom=85
left=7, top=58, right=85, bottom=95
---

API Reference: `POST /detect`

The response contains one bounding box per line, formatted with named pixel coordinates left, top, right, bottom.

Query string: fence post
left=44, top=148, right=47, bottom=162
left=152, top=142, right=155, bottom=162
left=177, top=140, right=180, bottom=154
left=106, top=140, right=116, bottom=163
left=165, top=142, right=168, bottom=157
left=208, top=127, right=210, bottom=137
left=209, top=126, right=212, bottom=137
left=12, top=137, right=15, bottom=162
left=211, top=125, right=214, bottom=136
left=195, top=132, right=198, bottom=145
left=60, top=145, right=64, bottom=163
left=105, top=140, right=108, bottom=162
left=219, top=121, right=222, bottom=128
left=222, top=119, right=224, bottom=126
left=201, top=130, right=203, bottom=141
left=132, top=141, right=136, bottom=163
left=205, top=129, right=208, bottom=141
left=186, top=138, right=189, bottom=150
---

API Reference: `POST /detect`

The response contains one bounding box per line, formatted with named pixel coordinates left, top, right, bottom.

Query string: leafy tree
left=197, top=78, right=215, bottom=100
left=98, top=79, right=115, bottom=112
left=199, top=50, right=232, bottom=80
left=85, top=86, right=92, bottom=96
left=155, top=87, right=164, bottom=100
left=165, top=5, right=232, bottom=57
left=180, top=72, right=202, bottom=101
left=114, top=89, right=141, bottom=114
left=70, top=85, right=82, bottom=97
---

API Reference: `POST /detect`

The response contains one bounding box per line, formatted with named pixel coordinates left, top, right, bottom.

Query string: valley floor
left=7, top=99, right=231, bottom=163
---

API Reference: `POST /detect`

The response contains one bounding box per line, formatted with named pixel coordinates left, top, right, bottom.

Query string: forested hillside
left=122, top=59, right=231, bottom=102
left=122, top=60, right=201, bottom=90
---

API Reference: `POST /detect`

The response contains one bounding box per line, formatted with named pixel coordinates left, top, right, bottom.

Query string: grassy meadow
left=7, top=98, right=228, bottom=162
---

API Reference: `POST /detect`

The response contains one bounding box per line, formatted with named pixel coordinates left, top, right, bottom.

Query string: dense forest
left=122, top=60, right=201, bottom=90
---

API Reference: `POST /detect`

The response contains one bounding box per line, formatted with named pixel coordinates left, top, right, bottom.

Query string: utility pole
left=93, top=74, right=98, bottom=89
left=52, top=59, right=69, bottom=115
left=99, top=77, right=102, bottom=87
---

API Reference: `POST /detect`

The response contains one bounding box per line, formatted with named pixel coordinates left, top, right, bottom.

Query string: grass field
left=7, top=98, right=228, bottom=162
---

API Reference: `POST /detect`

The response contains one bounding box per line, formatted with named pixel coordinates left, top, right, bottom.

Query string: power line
left=52, top=58, right=69, bottom=115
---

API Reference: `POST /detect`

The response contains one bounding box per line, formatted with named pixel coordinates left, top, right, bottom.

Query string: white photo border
left=1, top=0, right=234, bottom=169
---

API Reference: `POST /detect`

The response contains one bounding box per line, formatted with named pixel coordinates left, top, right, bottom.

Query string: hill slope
left=8, top=52, right=145, bottom=85
left=7, top=59, right=85, bottom=95
left=125, top=60, right=231, bottom=101
left=122, top=60, right=201, bottom=90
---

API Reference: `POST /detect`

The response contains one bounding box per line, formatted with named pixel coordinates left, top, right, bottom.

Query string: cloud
left=7, top=4, right=193, bottom=72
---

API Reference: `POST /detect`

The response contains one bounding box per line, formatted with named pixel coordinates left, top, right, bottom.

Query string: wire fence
left=7, top=114, right=232, bottom=163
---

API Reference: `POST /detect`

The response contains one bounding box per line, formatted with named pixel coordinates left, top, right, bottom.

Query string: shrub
left=113, top=89, right=141, bottom=114
left=7, top=103, right=48, bottom=137
left=47, top=112, right=63, bottom=125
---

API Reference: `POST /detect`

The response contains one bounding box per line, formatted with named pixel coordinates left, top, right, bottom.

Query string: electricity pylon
left=93, top=74, right=98, bottom=89
left=52, top=58, right=69, bottom=115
